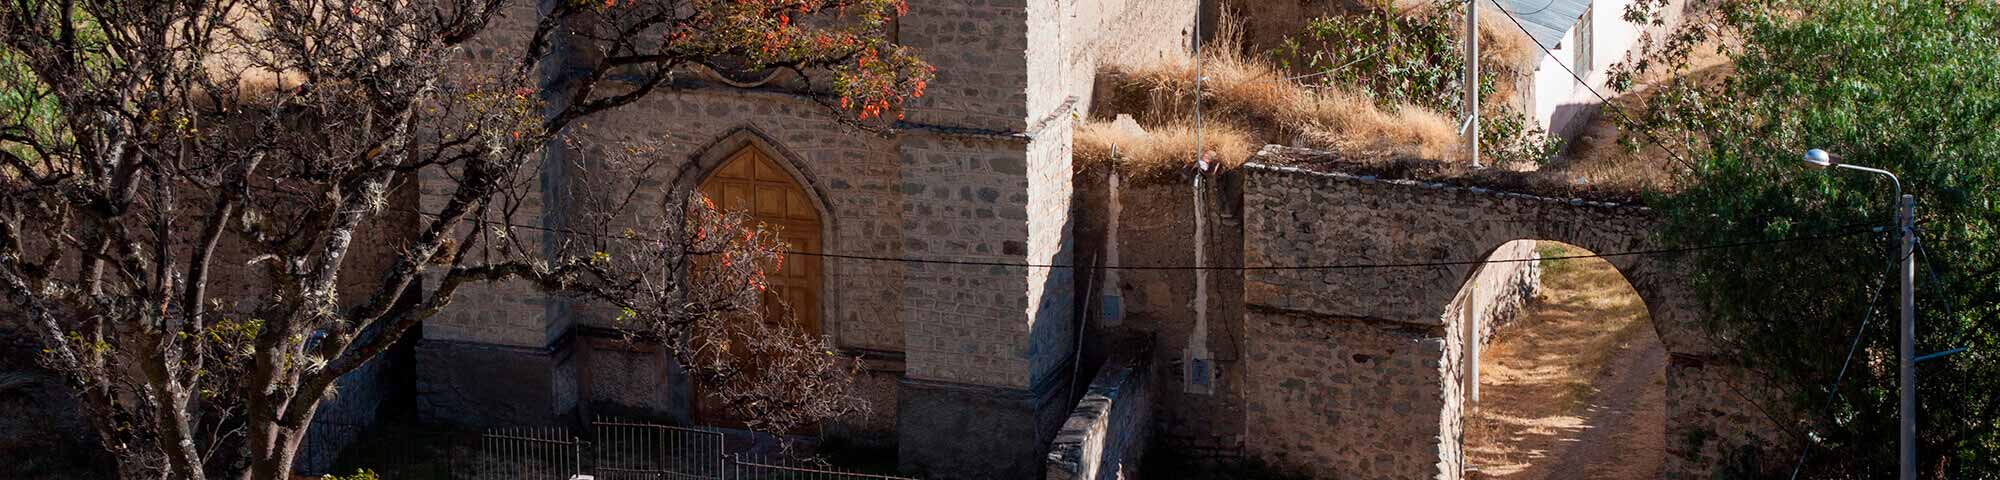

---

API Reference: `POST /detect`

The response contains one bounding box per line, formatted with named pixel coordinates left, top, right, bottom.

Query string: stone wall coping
left=1045, top=336, right=1152, bottom=479
left=1244, top=145, right=1656, bottom=211
left=1241, top=161, right=1650, bottom=213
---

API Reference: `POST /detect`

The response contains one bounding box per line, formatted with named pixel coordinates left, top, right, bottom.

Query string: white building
left=1503, top=0, right=1668, bottom=143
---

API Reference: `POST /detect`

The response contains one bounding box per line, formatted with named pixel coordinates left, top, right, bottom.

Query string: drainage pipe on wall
left=1104, top=159, right=1124, bottom=326
left=1185, top=159, right=1213, bottom=394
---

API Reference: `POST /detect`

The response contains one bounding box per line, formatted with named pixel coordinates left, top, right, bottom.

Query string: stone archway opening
left=1460, top=240, right=1667, bottom=480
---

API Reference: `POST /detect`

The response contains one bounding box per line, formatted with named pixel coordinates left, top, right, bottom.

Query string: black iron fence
left=474, top=427, right=585, bottom=479
left=725, top=455, right=917, bottom=480
left=311, top=417, right=909, bottom=480
left=590, top=418, right=726, bottom=480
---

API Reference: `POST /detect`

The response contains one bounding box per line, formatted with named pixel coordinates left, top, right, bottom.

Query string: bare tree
left=0, top=1, right=930, bottom=479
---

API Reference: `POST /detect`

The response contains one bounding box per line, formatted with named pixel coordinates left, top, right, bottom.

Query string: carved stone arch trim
left=1442, top=232, right=1703, bottom=357
left=675, top=126, right=837, bottom=227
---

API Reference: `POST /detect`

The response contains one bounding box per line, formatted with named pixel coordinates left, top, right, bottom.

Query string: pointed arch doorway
left=690, top=145, right=825, bottom=428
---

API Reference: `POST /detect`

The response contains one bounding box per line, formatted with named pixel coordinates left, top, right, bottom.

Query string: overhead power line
left=1786, top=230, right=1895, bottom=480
left=1483, top=0, right=1703, bottom=172
left=284, top=183, right=1882, bottom=271
left=786, top=224, right=1881, bottom=270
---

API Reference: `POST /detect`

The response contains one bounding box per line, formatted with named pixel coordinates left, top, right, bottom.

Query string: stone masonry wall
left=564, top=87, right=907, bottom=350
left=1236, top=154, right=1787, bottom=479
left=551, top=85, right=922, bottom=443
left=1244, top=309, right=1452, bottom=479
left=1023, top=114, right=1078, bottom=392
left=1045, top=336, right=1154, bottom=480
left=415, top=1, right=561, bottom=427
left=900, top=0, right=1195, bottom=392
left=894, top=132, right=1038, bottom=388
left=1071, top=167, right=1250, bottom=461
left=412, top=0, right=1199, bottom=474
left=900, top=1, right=1032, bottom=131
left=1238, top=160, right=1669, bottom=334
left=1035, top=0, right=1198, bottom=121
left=1665, top=357, right=1795, bottom=476
left=1450, top=240, right=1543, bottom=345
left=420, top=1, right=552, bottom=350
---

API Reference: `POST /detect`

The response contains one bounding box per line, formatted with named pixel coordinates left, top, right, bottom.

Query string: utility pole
left=1800, top=149, right=1917, bottom=480
left=1899, top=193, right=1916, bottom=480
left=1465, top=0, right=1482, bottom=168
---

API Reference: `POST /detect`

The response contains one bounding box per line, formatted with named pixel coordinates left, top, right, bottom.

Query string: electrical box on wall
left=1184, top=349, right=1215, bottom=395
left=1101, top=294, right=1123, bottom=325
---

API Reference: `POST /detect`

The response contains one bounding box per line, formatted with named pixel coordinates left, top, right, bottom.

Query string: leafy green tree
left=1272, top=0, right=1562, bottom=165
left=1641, top=0, right=2000, bottom=476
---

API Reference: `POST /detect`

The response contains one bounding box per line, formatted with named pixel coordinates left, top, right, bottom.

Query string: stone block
left=415, top=340, right=558, bottom=428
left=897, top=377, right=1070, bottom=480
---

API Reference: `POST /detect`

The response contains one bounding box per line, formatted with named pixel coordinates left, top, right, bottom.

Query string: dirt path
left=1464, top=243, right=1667, bottom=480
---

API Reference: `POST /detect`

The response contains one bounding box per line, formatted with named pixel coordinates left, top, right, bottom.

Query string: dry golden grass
left=1541, top=39, right=1738, bottom=193
left=1093, top=20, right=1467, bottom=167
left=1464, top=242, right=1667, bottom=479
left=1476, top=14, right=1539, bottom=78
left=1224, top=0, right=1537, bottom=75
left=1476, top=12, right=1539, bottom=105
left=1074, top=119, right=1257, bottom=179
left=1080, top=3, right=1691, bottom=201
left=1082, top=4, right=1548, bottom=176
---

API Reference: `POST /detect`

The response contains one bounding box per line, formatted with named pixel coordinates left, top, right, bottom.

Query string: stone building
left=394, top=1, right=1788, bottom=479
left=0, top=1, right=1788, bottom=479
left=412, top=1, right=1203, bottom=478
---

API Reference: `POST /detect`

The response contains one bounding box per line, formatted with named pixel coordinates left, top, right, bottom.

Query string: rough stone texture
left=1238, top=161, right=1704, bottom=354
left=896, top=377, right=1073, bottom=480
left=1232, top=159, right=1779, bottom=479
left=822, top=356, right=906, bottom=449
left=1663, top=356, right=1795, bottom=477
left=1450, top=240, right=1543, bottom=344
left=1033, top=0, right=1199, bottom=121
left=411, top=4, right=1202, bottom=473
left=415, top=340, right=559, bottom=427
left=1244, top=309, right=1452, bottom=479
left=1071, top=168, right=1250, bottom=461
left=899, top=1, right=1032, bottom=131
left=1046, top=336, right=1154, bottom=480
left=1070, top=153, right=1782, bottom=479
left=413, top=1, right=564, bottom=426
left=896, top=132, right=1039, bottom=389
left=568, top=334, right=688, bottom=423
left=1023, top=115, right=1078, bottom=392
left=890, top=1, right=1198, bottom=472
left=1073, top=165, right=1538, bottom=480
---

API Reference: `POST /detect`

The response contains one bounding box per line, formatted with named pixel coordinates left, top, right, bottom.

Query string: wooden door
left=690, top=146, right=823, bottom=427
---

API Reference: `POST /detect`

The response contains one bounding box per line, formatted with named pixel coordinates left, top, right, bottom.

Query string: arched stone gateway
left=1232, top=160, right=1790, bottom=479
left=1074, top=146, right=1795, bottom=480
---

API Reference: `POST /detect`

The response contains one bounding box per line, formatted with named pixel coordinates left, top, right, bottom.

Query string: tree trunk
left=242, top=421, right=308, bottom=480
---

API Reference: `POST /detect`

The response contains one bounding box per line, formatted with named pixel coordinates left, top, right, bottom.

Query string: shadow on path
left=1464, top=242, right=1666, bottom=480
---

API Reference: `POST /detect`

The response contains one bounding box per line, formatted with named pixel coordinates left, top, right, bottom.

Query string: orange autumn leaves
left=688, top=194, right=783, bottom=297
left=597, top=0, right=931, bottom=121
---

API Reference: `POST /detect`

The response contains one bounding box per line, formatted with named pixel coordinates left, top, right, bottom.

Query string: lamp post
left=1802, top=148, right=1915, bottom=480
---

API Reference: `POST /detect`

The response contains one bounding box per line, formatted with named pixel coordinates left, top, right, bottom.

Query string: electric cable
left=1484, top=0, right=1701, bottom=172
left=1786, top=231, right=1898, bottom=480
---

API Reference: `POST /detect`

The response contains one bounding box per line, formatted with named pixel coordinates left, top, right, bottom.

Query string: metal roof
left=1497, top=0, right=1590, bottom=59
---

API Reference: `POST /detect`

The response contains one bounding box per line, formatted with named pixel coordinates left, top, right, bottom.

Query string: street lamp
left=1801, top=148, right=1916, bottom=480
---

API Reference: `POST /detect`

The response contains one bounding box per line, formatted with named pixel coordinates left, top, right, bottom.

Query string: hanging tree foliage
left=1630, top=0, right=2000, bottom=476
left=0, top=1, right=929, bottom=479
